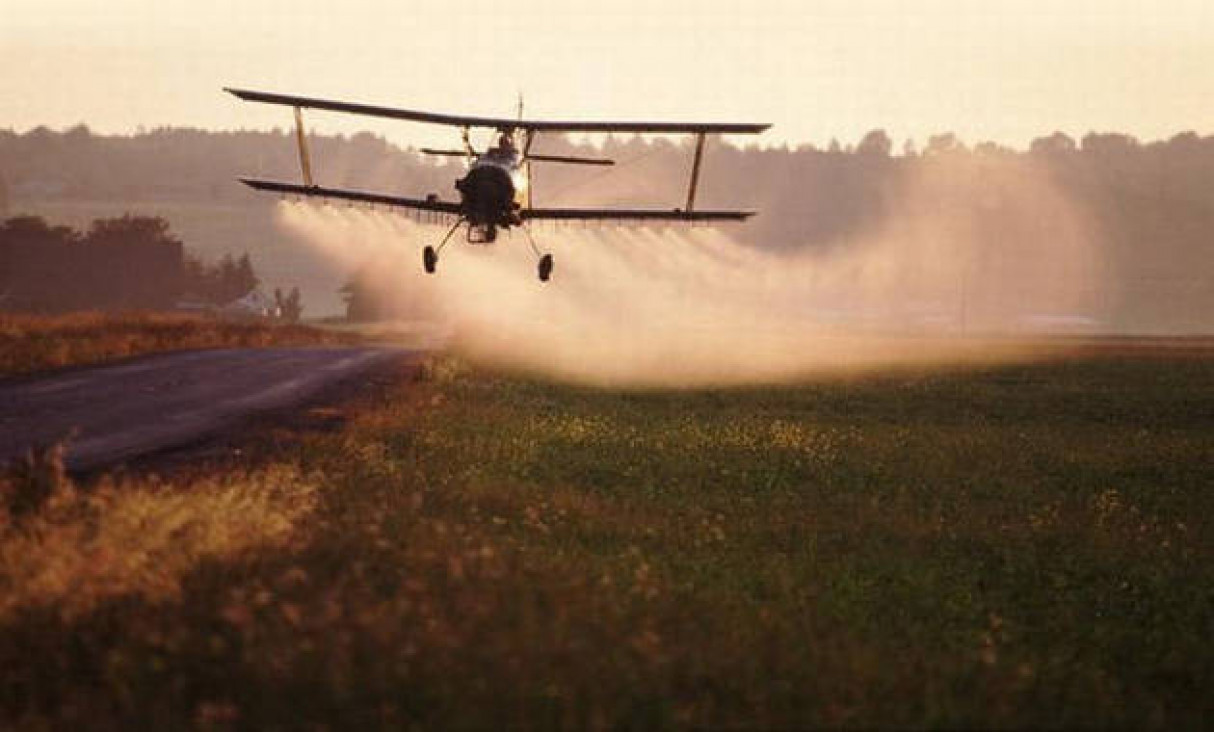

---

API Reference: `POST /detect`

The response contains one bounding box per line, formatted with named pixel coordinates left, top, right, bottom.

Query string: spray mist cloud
left=277, top=155, right=1102, bottom=386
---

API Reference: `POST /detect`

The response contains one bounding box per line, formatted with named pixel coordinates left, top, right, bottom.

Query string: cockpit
left=480, top=132, right=519, bottom=167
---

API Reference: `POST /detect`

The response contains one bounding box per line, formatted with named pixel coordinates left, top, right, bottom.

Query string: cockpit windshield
left=482, top=148, right=515, bottom=164
left=481, top=132, right=518, bottom=165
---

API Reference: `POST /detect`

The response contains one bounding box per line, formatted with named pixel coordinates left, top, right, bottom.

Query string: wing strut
left=293, top=107, right=315, bottom=187
left=523, top=130, right=536, bottom=209
left=685, top=132, right=707, bottom=213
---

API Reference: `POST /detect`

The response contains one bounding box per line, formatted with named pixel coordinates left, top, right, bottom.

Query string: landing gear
left=521, top=225, right=553, bottom=283
left=422, top=217, right=464, bottom=275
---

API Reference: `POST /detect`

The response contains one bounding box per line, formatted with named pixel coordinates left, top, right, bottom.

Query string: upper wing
left=522, top=207, right=755, bottom=222
left=225, top=87, right=770, bottom=135
left=239, top=178, right=461, bottom=214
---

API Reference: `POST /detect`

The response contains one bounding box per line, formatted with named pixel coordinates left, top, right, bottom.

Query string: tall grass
left=1, top=457, right=316, bottom=623
left=0, top=311, right=355, bottom=377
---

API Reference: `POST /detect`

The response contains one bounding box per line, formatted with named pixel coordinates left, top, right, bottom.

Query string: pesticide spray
left=279, top=155, right=1103, bottom=386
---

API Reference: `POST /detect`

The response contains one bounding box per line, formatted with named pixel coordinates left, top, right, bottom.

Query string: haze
left=279, top=150, right=1100, bottom=385
left=4, top=0, right=1213, bottom=149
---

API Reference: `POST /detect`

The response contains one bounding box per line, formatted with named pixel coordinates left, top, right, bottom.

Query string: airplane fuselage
left=454, top=135, right=526, bottom=242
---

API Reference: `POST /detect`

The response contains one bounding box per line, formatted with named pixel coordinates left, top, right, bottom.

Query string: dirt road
left=0, top=347, right=406, bottom=470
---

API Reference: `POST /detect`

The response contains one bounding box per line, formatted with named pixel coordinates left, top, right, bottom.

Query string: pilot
left=483, top=133, right=513, bottom=163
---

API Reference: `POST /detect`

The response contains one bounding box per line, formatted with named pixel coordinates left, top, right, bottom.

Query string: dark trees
left=275, top=286, right=303, bottom=322
left=182, top=252, right=259, bottom=305
left=857, top=130, right=893, bottom=158
left=0, top=215, right=182, bottom=312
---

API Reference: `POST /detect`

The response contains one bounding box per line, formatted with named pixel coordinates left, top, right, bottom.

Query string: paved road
left=0, top=347, right=405, bottom=470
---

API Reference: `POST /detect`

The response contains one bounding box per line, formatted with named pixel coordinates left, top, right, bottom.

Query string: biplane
left=225, top=87, right=770, bottom=281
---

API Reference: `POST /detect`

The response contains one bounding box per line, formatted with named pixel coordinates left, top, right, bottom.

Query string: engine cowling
left=456, top=164, right=514, bottom=226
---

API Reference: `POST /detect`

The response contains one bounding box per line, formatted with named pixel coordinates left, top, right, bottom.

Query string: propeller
left=421, top=148, right=478, bottom=157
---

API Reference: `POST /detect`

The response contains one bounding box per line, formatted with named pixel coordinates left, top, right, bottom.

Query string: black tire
left=423, top=245, right=438, bottom=274
left=538, top=253, right=553, bottom=282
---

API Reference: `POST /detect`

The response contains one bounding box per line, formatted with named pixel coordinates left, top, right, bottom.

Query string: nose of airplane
left=457, top=165, right=515, bottom=223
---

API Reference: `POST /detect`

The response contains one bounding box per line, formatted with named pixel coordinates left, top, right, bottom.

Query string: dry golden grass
left=0, top=449, right=317, bottom=622
left=0, top=311, right=355, bottom=377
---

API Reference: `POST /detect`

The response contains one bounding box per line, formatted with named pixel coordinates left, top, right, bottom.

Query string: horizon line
left=2, top=121, right=1211, bottom=155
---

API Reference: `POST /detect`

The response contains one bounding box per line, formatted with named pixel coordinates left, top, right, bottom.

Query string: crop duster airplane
left=226, top=87, right=770, bottom=281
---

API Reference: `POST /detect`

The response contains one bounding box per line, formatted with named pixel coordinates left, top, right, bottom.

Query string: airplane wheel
left=423, top=245, right=438, bottom=274
left=538, top=253, right=553, bottom=282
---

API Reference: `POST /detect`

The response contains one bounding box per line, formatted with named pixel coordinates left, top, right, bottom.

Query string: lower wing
left=239, top=178, right=754, bottom=223
left=238, top=178, right=462, bottom=215
left=522, top=207, right=755, bottom=222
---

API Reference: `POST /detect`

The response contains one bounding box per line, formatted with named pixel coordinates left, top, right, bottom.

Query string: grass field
left=1, top=347, right=1212, bottom=727
left=0, top=311, right=356, bottom=377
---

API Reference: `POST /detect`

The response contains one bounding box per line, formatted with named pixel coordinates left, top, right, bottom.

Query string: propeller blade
left=420, top=148, right=475, bottom=157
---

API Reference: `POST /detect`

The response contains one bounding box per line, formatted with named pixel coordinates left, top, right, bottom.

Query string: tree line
left=2, top=124, right=1211, bottom=328
left=0, top=215, right=273, bottom=314
left=2, top=124, right=1212, bottom=252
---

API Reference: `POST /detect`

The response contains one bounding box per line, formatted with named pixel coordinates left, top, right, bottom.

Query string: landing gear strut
left=423, top=217, right=465, bottom=275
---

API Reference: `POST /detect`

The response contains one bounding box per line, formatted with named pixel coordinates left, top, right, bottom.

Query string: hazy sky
left=3, top=0, right=1212, bottom=149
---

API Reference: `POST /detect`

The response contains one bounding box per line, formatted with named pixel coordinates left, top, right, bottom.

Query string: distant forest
left=0, top=214, right=263, bottom=314
left=3, top=124, right=1214, bottom=250
left=2, top=125, right=1212, bottom=327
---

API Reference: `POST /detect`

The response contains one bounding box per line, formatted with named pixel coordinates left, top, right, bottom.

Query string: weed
left=0, top=443, right=75, bottom=523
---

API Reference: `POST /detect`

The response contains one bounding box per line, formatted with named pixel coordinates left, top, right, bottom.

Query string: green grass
left=1, top=350, right=1212, bottom=727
